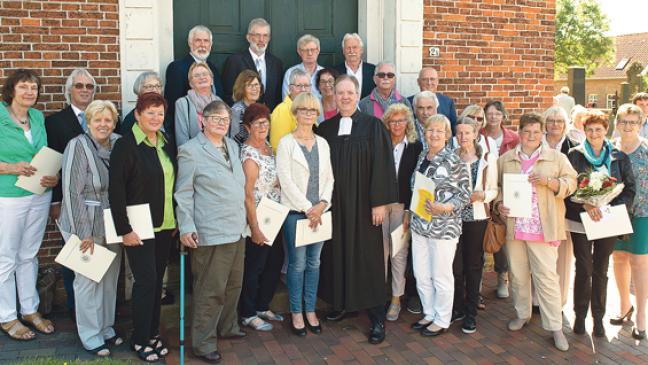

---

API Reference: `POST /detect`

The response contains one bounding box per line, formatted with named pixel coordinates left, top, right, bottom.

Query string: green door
left=173, top=0, right=358, bottom=69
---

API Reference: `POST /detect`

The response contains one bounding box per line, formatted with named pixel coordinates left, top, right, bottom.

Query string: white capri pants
left=382, top=203, right=408, bottom=297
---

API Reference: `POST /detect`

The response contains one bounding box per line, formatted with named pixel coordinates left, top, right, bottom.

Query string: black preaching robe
left=316, top=110, right=398, bottom=311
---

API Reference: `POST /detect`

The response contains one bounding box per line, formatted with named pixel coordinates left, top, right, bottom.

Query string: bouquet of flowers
left=570, top=170, right=624, bottom=207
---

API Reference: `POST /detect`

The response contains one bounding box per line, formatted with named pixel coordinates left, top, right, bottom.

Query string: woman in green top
left=0, top=69, right=59, bottom=341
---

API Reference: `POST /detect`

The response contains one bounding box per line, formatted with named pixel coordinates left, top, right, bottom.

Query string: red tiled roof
left=591, top=32, right=648, bottom=79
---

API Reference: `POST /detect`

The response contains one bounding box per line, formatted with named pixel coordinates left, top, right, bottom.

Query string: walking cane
left=179, top=237, right=190, bottom=365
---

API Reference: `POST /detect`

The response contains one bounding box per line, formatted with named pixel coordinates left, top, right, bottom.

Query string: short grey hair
left=543, top=106, right=570, bottom=137
left=335, top=74, right=360, bottom=94
left=248, top=18, right=270, bottom=34
left=297, top=34, right=320, bottom=50
left=413, top=91, right=438, bottom=108
left=64, top=68, right=96, bottom=105
left=289, top=68, right=309, bottom=85
left=187, top=25, right=212, bottom=45
left=374, top=61, right=396, bottom=75
left=341, top=33, right=364, bottom=50
left=132, top=71, right=162, bottom=95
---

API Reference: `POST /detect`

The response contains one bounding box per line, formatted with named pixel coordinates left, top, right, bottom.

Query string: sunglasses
left=376, top=72, right=395, bottom=79
left=74, top=83, right=95, bottom=90
left=467, top=115, right=484, bottom=122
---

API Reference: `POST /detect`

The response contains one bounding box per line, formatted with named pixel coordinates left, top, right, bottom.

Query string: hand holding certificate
left=243, top=197, right=290, bottom=245
left=55, top=235, right=116, bottom=283
left=410, top=172, right=436, bottom=221
left=296, top=211, right=332, bottom=247
left=15, top=146, right=63, bottom=195
left=103, top=204, right=155, bottom=244
left=390, top=224, right=410, bottom=258
left=580, top=204, right=633, bottom=240
left=503, top=173, right=532, bottom=218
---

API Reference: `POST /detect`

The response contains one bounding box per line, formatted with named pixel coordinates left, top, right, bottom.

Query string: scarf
left=583, top=138, right=612, bottom=173
left=370, top=88, right=402, bottom=119
left=187, top=89, right=217, bottom=130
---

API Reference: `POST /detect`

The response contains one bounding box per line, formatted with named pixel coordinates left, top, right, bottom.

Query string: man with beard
left=165, top=25, right=224, bottom=137
left=317, top=75, right=398, bottom=344
left=221, top=18, right=283, bottom=110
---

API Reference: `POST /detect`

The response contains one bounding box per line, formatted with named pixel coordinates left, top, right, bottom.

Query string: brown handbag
left=479, top=150, right=506, bottom=253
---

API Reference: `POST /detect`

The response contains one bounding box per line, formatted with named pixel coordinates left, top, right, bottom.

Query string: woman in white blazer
left=451, top=115, right=498, bottom=334
left=276, top=93, right=334, bottom=337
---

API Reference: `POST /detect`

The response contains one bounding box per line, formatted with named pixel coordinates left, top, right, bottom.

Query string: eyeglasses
left=296, top=107, right=319, bottom=116
left=388, top=119, right=408, bottom=126
left=546, top=118, right=565, bottom=125
left=467, top=115, right=484, bottom=122
left=299, top=47, right=319, bottom=54
left=203, top=115, right=230, bottom=124
left=290, top=83, right=311, bottom=90
left=191, top=72, right=211, bottom=79
left=376, top=72, right=395, bottom=79
left=74, top=83, right=95, bottom=90
left=617, top=119, right=642, bottom=126
left=425, top=129, right=445, bottom=135
left=319, top=80, right=335, bottom=86
left=249, top=33, right=270, bottom=40
left=142, top=84, right=162, bottom=91
left=251, top=120, right=270, bottom=128
left=245, top=83, right=261, bottom=89
left=418, top=77, right=438, bottom=83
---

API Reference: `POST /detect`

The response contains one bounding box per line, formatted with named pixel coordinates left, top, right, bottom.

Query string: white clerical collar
left=338, top=116, right=353, bottom=136
left=249, top=49, right=265, bottom=63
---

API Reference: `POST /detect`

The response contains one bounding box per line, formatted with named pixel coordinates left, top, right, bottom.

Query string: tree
left=554, top=0, right=614, bottom=77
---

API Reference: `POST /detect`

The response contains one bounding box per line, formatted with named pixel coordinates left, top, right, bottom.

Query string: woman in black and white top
left=59, top=100, right=123, bottom=357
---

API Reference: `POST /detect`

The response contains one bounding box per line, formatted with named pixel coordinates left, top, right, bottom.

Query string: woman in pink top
left=316, top=68, right=340, bottom=120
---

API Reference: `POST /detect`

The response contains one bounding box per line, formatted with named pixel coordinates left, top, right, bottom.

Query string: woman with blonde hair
left=380, top=103, right=422, bottom=321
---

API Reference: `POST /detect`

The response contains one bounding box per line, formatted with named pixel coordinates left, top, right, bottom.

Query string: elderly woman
left=175, top=101, right=246, bottom=363
left=239, top=103, right=285, bottom=332
left=566, top=110, right=636, bottom=338
left=451, top=116, right=498, bottom=334
left=59, top=100, right=122, bottom=356
left=119, top=71, right=165, bottom=134
left=380, top=104, right=422, bottom=322
left=109, top=92, right=175, bottom=362
left=316, top=68, right=340, bottom=120
left=276, top=93, right=334, bottom=336
left=0, top=69, right=58, bottom=341
left=611, top=104, right=648, bottom=340
left=495, top=112, right=576, bottom=351
left=175, top=62, right=223, bottom=147
left=231, top=70, right=263, bottom=145
left=568, top=105, right=587, bottom=143
left=408, top=114, right=470, bottom=337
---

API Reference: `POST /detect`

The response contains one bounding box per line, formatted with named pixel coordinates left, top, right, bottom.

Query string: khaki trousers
left=505, top=240, right=563, bottom=331
left=190, top=238, right=244, bottom=356
left=381, top=203, right=408, bottom=297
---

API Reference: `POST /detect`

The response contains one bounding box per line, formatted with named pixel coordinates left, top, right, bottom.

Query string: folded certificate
left=15, top=146, right=63, bottom=195
left=295, top=211, right=332, bottom=247
left=243, top=197, right=290, bottom=245
left=409, top=172, right=436, bottom=221
left=503, top=173, right=532, bottom=218
left=580, top=204, right=633, bottom=240
left=104, top=204, right=155, bottom=244
left=390, top=224, right=410, bottom=258
left=55, top=235, right=116, bottom=283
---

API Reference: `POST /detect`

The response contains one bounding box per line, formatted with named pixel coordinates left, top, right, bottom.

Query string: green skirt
left=615, top=217, right=648, bottom=255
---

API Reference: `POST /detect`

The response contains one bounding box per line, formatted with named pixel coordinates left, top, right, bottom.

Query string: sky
left=597, top=0, right=648, bottom=36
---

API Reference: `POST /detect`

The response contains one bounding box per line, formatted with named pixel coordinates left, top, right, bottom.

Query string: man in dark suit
left=221, top=18, right=283, bottom=110
left=407, top=67, right=457, bottom=135
left=333, top=33, right=376, bottom=99
left=45, top=68, right=97, bottom=320
left=164, top=25, right=224, bottom=136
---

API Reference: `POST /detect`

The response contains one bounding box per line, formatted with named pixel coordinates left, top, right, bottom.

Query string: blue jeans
left=283, top=212, right=324, bottom=313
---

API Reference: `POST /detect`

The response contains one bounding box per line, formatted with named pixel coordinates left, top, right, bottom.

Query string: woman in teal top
left=0, top=69, right=59, bottom=341
left=611, top=103, right=648, bottom=340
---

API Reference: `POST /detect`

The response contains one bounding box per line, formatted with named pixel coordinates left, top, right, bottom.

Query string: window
left=589, top=94, right=598, bottom=104
left=606, top=94, right=615, bottom=109
left=615, top=58, right=630, bottom=70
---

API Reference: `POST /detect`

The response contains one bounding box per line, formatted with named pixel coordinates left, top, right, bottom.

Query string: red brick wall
left=0, top=0, right=121, bottom=306
left=423, top=0, right=556, bottom=128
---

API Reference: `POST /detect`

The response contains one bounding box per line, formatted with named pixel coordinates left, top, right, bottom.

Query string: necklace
left=8, top=108, right=29, bottom=125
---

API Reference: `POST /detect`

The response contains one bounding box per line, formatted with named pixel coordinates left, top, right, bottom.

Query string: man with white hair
left=281, top=34, right=323, bottom=99
left=165, top=25, right=224, bottom=135
left=333, top=33, right=376, bottom=98
left=553, top=86, right=575, bottom=116
left=221, top=18, right=284, bottom=110
left=358, top=62, right=412, bottom=118
left=407, top=67, right=457, bottom=134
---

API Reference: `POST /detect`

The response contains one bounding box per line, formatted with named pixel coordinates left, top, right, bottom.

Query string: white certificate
left=580, top=204, right=633, bottom=240
left=15, top=146, right=63, bottom=195
left=243, top=197, right=290, bottom=245
left=55, top=234, right=116, bottom=283
left=390, top=224, right=410, bottom=258
left=103, top=204, right=155, bottom=244
left=503, top=173, right=532, bottom=218
left=295, top=211, right=332, bottom=247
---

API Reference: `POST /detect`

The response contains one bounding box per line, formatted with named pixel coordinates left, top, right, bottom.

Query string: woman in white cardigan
left=276, top=93, right=334, bottom=337
left=451, top=115, right=498, bottom=334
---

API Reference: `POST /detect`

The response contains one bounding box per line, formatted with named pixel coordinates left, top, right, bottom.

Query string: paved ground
left=2, top=270, right=648, bottom=364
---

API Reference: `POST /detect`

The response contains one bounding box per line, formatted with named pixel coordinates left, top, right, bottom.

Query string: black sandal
left=106, top=334, right=124, bottom=346
left=87, top=343, right=110, bottom=357
left=149, top=336, right=169, bottom=357
left=132, top=343, right=159, bottom=363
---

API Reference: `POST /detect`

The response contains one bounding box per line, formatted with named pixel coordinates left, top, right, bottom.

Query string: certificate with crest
left=55, top=235, right=116, bottom=283
left=503, top=173, right=532, bottom=218
left=243, top=197, right=290, bottom=245
left=581, top=204, right=633, bottom=240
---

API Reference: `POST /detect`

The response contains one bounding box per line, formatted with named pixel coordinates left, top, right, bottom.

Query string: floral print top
left=241, top=142, right=281, bottom=205
left=616, top=138, right=648, bottom=218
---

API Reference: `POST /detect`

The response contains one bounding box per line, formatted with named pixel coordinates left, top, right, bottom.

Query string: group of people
left=1, top=17, right=647, bottom=364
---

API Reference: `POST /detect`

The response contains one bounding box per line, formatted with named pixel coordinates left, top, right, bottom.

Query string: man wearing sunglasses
left=45, top=67, right=98, bottom=322
left=407, top=67, right=457, bottom=135
left=358, top=62, right=412, bottom=119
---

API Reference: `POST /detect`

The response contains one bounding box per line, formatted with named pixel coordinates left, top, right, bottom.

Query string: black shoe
left=421, top=324, right=445, bottom=337
left=161, top=292, right=175, bottom=306
left=368, top=322, right=385, bottom=344
left=411, top=320, right=431, bottom=330
left=532, top=305, right=540, bottom=315
left=221, top=330, right=246, bottom=338
left=632, top=327, right=646, bottom=340
left=406, top=296, right=422, bottom=314
left=197, top=350, right=222, bottom=364
left=451, top=311, right=465, bottom=324
left=305, top=318, right=322, bottom=334
left=610, top=306, right=634, bottom=325
left=291, top=322, right=307, bottom=337
left=573, top=317, right=586, bottom=335
left=326, top=310, right=353, bottom=322
left=593, top=318, right=605, bottom=338
left=461, top=316, right=477, bottom=334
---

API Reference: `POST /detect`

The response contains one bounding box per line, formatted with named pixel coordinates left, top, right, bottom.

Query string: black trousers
left=368, top=304, right=386, bottom=325
left=404, top=237, right=418, bottom=298
left=452, top=220, right=487, bottom=317
left=124, top=229, right=173, bottom=345
left=571, top=232, right=616, bottom=320
left=239, top=231, right=284, bottom=318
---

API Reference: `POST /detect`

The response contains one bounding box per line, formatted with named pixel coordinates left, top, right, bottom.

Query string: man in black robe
left=317, top=74, right=398, bottom=344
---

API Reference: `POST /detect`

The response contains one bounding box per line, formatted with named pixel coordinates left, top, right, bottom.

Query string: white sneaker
left=553, top=330, right=569, bottom=351
left=496, top=273, right=509, bottom=299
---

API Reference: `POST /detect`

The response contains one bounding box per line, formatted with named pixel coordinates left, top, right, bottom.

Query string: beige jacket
left=496, top=146, right=577, bottom=242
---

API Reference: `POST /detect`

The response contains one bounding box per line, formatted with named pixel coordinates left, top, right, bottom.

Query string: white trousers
left=75, top=243, right=122, bottom=350
left=0, top=192, right=51, bottom=323
left=412, top=231, right=457, bottom=328
left=382, top=203, right=408, bottom=297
